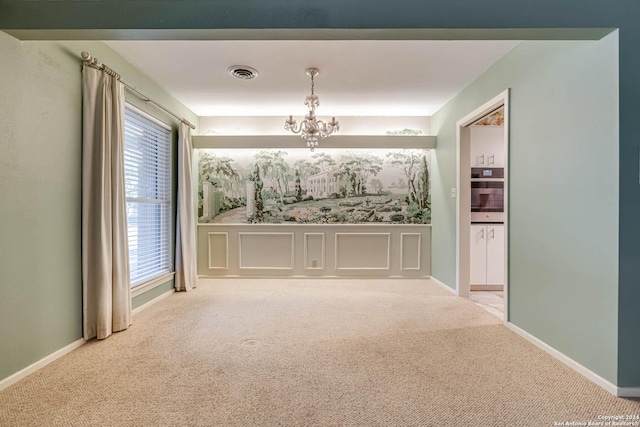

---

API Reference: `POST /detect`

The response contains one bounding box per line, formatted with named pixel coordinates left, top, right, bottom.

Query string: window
left=124, top=105, right=173, bottom=287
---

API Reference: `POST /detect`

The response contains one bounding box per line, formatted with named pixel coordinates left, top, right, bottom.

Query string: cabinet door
left=484, top=127, right=505, bottom=167
left=486, top=225, right=505, bottom=285
left=470, top=225, right=488, bottom=284
left=470, top=128, right=487, bottom=167
left=470, top=127, right=504, bottom=167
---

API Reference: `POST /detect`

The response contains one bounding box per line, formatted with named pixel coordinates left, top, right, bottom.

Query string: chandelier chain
left=311, top=73, right=315, bottom=96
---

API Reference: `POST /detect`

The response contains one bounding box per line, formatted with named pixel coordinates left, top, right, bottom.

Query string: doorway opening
left=455, top=89, right=509, bottom=322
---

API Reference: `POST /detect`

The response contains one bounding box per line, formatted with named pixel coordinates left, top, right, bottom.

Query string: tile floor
left=469, top=291, right=504, bottom=319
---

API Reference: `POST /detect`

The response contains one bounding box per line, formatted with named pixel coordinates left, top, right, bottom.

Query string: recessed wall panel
left=304, top=233, right=325, bottom=269
left=239, top=232, right=294, bottom=269
left=207, top=232, right=228, bottom=270
left=401, top=233, right=421, bottom=270
left=335, top=233, right=390, bottom=270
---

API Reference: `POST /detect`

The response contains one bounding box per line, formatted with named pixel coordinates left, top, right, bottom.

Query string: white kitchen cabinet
left=470, top=224, right=504, bottom=285
left=470, top=127, right=505, bottom=167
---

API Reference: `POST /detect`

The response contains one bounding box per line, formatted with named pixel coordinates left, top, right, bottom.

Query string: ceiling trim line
left=3, top=28, right=616, bottom=41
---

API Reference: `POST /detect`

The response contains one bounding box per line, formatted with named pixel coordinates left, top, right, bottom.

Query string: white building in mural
left=306, top=169, right=339, bottom=199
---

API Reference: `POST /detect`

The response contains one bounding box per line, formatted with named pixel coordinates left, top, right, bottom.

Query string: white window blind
left=124, top=105, right=173, bottom=287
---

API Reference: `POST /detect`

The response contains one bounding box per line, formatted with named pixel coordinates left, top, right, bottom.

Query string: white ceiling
left=106, top=40, right=519, bottom=117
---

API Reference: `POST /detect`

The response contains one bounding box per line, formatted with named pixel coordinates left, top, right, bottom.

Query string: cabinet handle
left=489, top=228, right=494, bottom=239
left=480, top=228, right=485, bottom=239
left=480, top=154, right=485, bottom=165
left=488, top=154, right=495, bottom=165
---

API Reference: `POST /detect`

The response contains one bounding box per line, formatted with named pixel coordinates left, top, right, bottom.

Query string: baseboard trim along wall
left=618, top=387, right=640, bottom=398
left=429, top=277, right=458, bottom=295
left=198, top=275, right=431, bottom=280
left=1, top=289, right=176, bottom=392
left=132, top=288, right=175, bottom=316
left=0, top=338, right=85, bottom=392
left=506, top=322, right=640, bottom=398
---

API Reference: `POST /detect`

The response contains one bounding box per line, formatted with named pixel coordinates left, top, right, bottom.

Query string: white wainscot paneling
left=304, top=233, right=325, bottom=270
left=335, top=233, right=390, bottom=270
left=198, top=224, right=431, bottom=278
left=239, top=232, right=294, bottom=270
left=401, top=233, right=421, bottom=270
left=208, top=232, right=228, bottom=269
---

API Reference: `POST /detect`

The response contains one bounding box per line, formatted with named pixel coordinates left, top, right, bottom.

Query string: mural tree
left=417, top=154, right=430, bottom=210
left=389, top=177, right=407, bottom=191
left=333, top=165, right=357, bottom=197
left=338, top=151, right=383, bottom=196
left=253, top=164, right=264, bottom=222
left=294, top=169, right=302, bottom=201
left=199, top=153, right=241, bottom=196
left=369, top=178, right=384, bottom=194
left=254, top=150, right=290, bottom=204
left=386, top=150, right=423, bottom=202
left=198, top=153, right=243, bottom=216
left=293, top=159, right=320, bottom=189
left=311, top=152, right=336, bottom=171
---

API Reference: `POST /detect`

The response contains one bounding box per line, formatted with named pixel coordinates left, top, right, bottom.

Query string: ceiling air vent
left=228, top=65, right=259, bottom=80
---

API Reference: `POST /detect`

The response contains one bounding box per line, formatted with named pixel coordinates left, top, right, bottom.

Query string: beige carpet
left=1, top=279, right=638, bottom=426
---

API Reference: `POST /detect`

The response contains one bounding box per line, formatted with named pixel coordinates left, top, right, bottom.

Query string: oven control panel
left=471, top=167, right=504, bottom=179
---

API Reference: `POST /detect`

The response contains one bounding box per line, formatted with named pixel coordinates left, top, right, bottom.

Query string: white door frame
left=455, top=89, right=510, bottom=322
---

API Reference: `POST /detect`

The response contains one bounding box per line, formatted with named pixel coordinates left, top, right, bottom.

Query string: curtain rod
left=80, top=51, right=196, bottom=130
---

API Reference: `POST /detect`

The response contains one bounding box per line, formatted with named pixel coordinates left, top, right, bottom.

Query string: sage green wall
left=0, top=31, right=198, bottom=382
left=132, top=281, right=175, bottom=309
left=432, top=34, right=619, bottom=382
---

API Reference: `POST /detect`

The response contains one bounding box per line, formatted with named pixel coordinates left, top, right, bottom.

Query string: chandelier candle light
left=285, top=68, right=339, bottom=151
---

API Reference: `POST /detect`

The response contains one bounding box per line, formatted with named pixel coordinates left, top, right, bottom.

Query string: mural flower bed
left=198, top=148, right=431, bottom=225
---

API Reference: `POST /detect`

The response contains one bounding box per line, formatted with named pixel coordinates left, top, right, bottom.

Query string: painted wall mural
left=198, top=148, right=431, bottom=224
left=473, top=106, right=504, bottom=126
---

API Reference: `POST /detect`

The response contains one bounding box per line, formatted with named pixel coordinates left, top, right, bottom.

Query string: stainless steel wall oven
left=471, top=167, right=504, bottom=223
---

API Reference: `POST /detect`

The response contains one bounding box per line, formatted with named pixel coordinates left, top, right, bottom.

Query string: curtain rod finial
left=81, top=51, right=91, bottom=61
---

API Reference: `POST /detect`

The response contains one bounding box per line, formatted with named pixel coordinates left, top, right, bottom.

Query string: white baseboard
left=0, top=338, right=85, bottom=392
left=0, top=289, right=175, bottom=392
left=506, top=322, right=640, bottom=397
left=618, top=387, right=640, bottom=398
left=132, top=288, right=175, bottom=315
left=198, top=275, right=432, bottom=280
left=428, top=276, right=458, bottom=295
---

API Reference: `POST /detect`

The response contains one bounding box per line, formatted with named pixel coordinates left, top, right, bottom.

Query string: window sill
left=131, top=272, right=175, bottom=298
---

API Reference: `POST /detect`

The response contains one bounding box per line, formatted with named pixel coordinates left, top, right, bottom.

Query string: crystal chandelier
left=284, top=68, right=339, bottom=151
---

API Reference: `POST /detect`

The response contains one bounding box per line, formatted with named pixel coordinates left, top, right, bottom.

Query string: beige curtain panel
left=82, top=65, right=132, bottom=340
left=175, top=123, right=197, bottom=292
